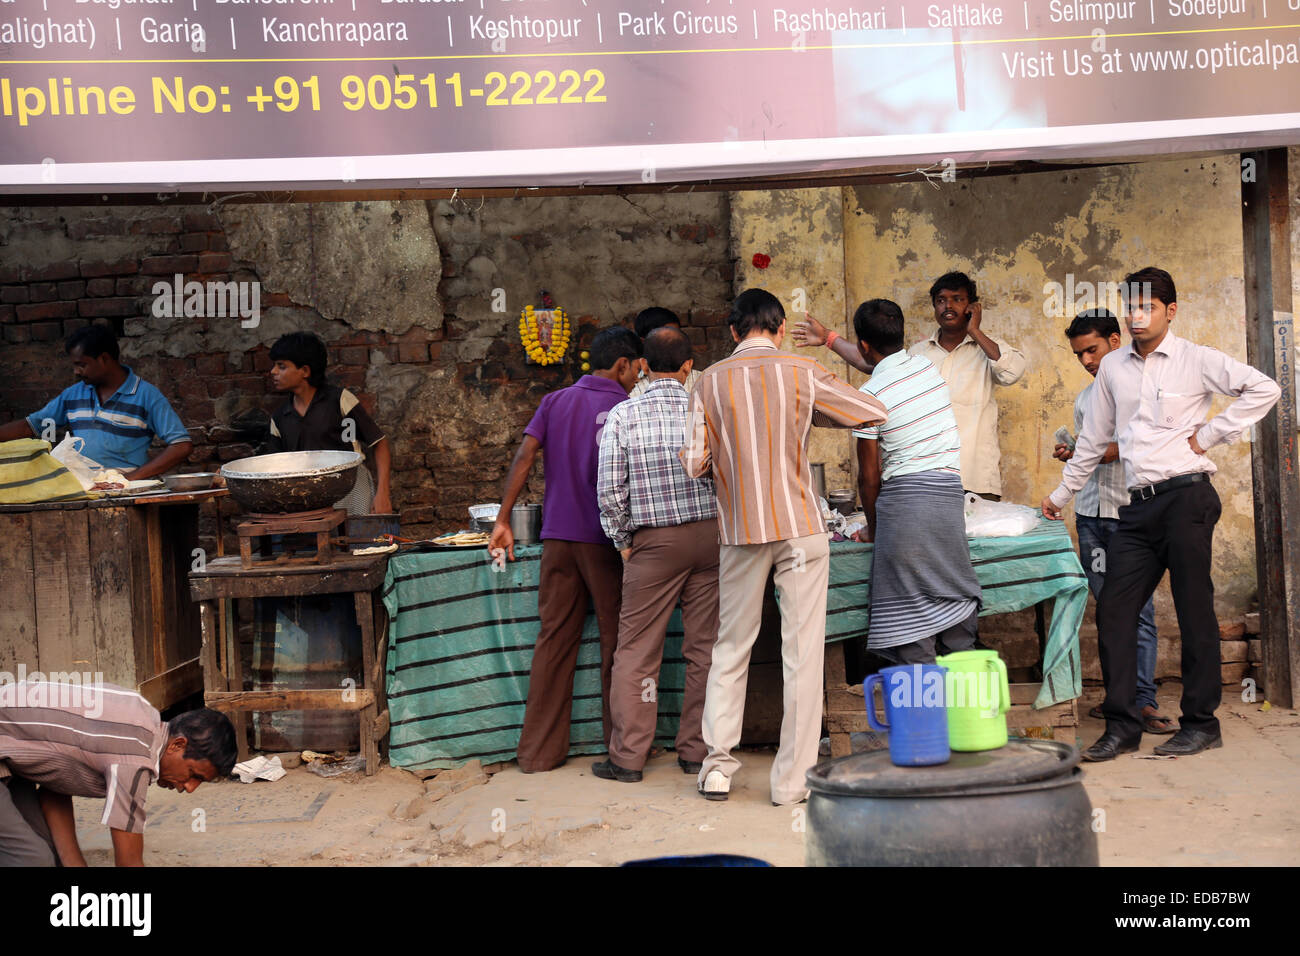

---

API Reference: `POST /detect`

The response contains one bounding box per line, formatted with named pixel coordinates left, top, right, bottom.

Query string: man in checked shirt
left=682, top=289, right=888, bottom=805
left=593, top=327, right=719, bottom=783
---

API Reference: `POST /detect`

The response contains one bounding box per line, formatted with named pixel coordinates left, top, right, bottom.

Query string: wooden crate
left=0, top=495, right=215, bottom=711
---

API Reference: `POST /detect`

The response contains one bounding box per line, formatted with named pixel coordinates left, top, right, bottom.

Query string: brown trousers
left=607, top=519, right=720, bottom=771
left=515, top=538, right=624, bottom=773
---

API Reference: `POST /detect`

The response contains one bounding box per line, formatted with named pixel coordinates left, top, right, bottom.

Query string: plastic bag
left=49, top=435, right=103, bottom=491
left=963, top=493, right=1041, bottom=538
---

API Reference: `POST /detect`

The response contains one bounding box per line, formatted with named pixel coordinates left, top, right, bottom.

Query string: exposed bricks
left=80, top=257, right=139, bottom=278
left=62, top=318, right=90, bottom=336
left=178, top=233, right=209, bottom=253
left=129, top=216, right=182, bottom=236
left=30, top=321, right=62, bottom=341
left=397, top=343, right=431, bottom=364
left=29, top=283, right=58, bottom=303
left=337, top=346, right=368, bottom=366
left=57, top=280, right=86, bottom=300
left=26, top=262, right=81, bottom=282
left=195, top=354, right=225, bottom=376
left=182, top=210, right=223, bottom=232
left=140, top=255, right=199, bottom=276
left=78, top=297, right=142, bottom=318
left=116, top=276, right=153, bottom=296
left=3, top=324, right=30, bottom=344
left=16, top=301, right=75, bottom=322
left=85, top=278, right=115, bottom=297
left=1, top=287, right=29, bottom=304
left=197, top=252, right=233, bottom=273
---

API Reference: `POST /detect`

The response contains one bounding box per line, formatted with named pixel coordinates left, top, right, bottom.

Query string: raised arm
left=489, top=434, right=541, bottom=560
left=793, top=314, right=874, bottom=374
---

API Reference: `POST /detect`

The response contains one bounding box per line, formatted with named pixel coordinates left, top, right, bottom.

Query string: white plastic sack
left=49, top=435, right=103, bottom=491
left=963, top=493, right=1041, bottom=538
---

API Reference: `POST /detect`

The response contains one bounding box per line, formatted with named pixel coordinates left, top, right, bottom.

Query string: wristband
left=825, top=330, right=839, bottom=348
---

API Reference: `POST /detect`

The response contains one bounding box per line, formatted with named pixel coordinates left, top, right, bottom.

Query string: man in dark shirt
left=266, top=332, right=392, bottom=515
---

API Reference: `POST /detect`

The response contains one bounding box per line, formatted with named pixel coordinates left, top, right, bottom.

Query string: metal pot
left=221, top=451, right=362, bottom=513
left=827, top=488, right=856, bottom=516
left=810, top=463, right=827, bottom=501
left=510, top=504, right=542, bottom=545
left=162, top=472, right=217, bottom=493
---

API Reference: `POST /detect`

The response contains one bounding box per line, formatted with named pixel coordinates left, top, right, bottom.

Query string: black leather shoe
left=1080, top=732, right=1141, bottom=762
left=1153, top=728, right=1222, bottom=756
left=591, top=759, right=642, bottom=782
left=677, top=756, right=703, bottom=775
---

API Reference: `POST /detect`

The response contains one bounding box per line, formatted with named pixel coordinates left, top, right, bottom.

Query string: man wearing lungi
left=594, top=326, right=719, bottom=783
left=681, top=289, right=887, bottom=805
left=850, top=299, right=983, bottom=663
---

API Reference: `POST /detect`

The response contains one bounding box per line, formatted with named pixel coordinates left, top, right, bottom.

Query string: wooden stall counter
left=0, top=488, right=227, bottom=712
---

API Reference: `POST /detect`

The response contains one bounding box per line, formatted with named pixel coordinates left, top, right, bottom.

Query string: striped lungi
left=867, top=470, right=983, bottom=650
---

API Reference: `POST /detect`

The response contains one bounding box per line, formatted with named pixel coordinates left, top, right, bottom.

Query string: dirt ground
left=71, top=688, right=1300, bottom=867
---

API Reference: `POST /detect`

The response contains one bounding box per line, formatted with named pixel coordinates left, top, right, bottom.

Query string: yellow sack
left=0, top=438, right=95, bottom=504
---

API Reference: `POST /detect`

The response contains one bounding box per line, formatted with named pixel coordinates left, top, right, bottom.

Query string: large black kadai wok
left=220, top=451, right=362, bottom=514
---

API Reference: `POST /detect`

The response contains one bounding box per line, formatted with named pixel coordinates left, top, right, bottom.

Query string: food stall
left=0, top=487, right=226, bottom=712
left=380, top=520, right=1086, bottom=773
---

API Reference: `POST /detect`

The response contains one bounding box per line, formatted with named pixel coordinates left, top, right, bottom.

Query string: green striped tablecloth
left=382, top=522, right=1087, bottom=772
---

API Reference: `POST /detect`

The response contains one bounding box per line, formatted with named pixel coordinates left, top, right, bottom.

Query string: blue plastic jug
left=864, top=664, right=951, bottom=767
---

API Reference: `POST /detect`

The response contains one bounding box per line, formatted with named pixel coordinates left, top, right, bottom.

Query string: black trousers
left=1097, top=479, right=1222, bottom=739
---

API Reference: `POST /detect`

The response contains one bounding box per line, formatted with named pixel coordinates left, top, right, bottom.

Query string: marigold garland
left=519, top=306, right=571, bottom=366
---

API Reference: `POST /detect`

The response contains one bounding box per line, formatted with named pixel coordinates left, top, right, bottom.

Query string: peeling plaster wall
left=0, top=194, right=734, bottom=539
left=843, top=154, right=1283, bottom=621
left=730, top=187, right=858, bottom=493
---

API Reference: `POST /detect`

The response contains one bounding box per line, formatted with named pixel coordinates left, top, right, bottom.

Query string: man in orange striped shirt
left=681, top=288, right=888, bottom=805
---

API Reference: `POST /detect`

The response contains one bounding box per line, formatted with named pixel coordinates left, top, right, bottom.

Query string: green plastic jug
left=935, top=649, right=1010, bottom=751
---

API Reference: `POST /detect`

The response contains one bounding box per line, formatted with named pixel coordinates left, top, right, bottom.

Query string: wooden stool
left=189, top=552, right=390, bottom=775
left=236, top=508, right=346, bottom=570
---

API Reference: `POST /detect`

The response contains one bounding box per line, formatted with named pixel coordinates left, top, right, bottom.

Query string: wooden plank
left=0, top=513, right=38, bottom=676
left=138, top=657, right=202, bottom=711
left=199, top=601, right=222, bottom=694
left=86, top=507, right=136, bottom=689
left=146, top=506, right=166, bottom=676
left=1241, top=147, right=1300, bottom=708
left=30, top=510, right=74, bottom=676
left=60, top=509, right=98, bottom=677
left=371, top=708, right=390, bottom=740
left=204, top=688, right=374, bottom=712
left=125, top=488, right=229, bottom=506
left=189, top=559, right=389, bottom=600
left=125, top=508, right=154, bottom=689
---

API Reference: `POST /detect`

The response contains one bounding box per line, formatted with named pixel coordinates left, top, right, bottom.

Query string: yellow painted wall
left=840, top=154, right=1271, bottom=619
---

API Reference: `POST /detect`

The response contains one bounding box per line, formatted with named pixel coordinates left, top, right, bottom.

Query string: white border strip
left=5, top=112, right=1300, bottom=190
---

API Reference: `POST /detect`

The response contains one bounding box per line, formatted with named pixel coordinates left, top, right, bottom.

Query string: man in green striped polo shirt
left=851, top=299, right=983, bottom=664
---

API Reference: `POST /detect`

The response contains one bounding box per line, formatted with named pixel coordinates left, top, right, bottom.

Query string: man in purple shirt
left=490, top=326, right=643, bottom=772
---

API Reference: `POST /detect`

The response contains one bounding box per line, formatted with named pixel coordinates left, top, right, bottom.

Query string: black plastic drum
left=805, top=738, right=1099, bottom=867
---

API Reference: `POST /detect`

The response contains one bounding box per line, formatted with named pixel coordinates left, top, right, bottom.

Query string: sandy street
left=69, top=690, right=1299, bottom=867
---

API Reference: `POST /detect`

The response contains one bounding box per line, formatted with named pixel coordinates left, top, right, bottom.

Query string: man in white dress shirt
left=1042, top=268, right=1280, bottom=760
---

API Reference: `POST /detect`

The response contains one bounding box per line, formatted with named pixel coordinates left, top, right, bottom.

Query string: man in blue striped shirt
left=851, top=299, right=982, bottom=664
left=0, top=326, right=192, bottom=479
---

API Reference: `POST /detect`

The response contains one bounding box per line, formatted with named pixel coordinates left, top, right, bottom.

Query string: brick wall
left=0, top=195, right=735, bottom=544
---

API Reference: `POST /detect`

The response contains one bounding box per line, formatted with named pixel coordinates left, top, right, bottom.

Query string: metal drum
left=252, top=593, right=363, bottom=753
left=805, top=739, right=1099, bottom=867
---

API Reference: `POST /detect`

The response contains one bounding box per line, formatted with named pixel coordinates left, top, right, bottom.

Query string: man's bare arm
left=110, top=828, right=145, bottom=867
left=125, top=441, right=193, bottom=481
left=0, top=419, right=36, bottom=442
left=38, top=789, right=88, bottom=867
left=489, top=435, right=541, bottom=560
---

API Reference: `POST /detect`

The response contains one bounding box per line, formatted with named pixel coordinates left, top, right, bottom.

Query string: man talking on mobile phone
left=793, top=271, right=1024, bottom=499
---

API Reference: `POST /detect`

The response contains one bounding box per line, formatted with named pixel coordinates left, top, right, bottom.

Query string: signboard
left=2, top=0, right=1299, bottom=190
